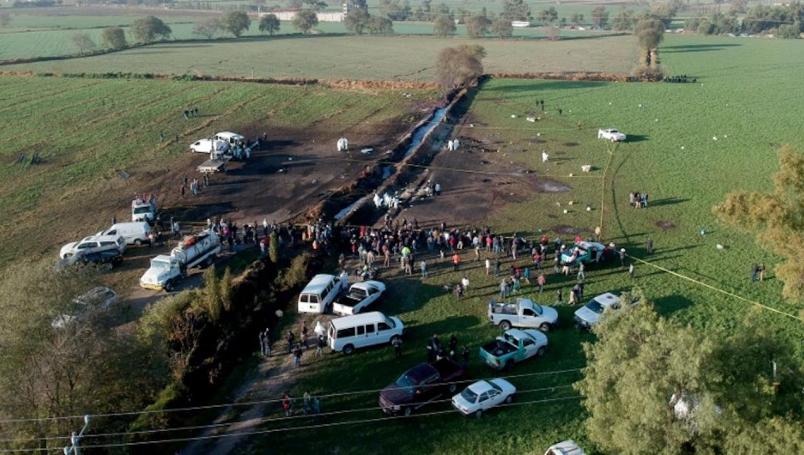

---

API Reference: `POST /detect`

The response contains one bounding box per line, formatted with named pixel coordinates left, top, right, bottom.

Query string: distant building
left=261, top=2, right=348, bottom=23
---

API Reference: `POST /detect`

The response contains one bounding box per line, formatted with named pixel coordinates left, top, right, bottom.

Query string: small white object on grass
left=681, top=146, right=685, bottom=150
left=716, top=244, right=725, bottom=250
left=563, top=209, right=569, bottom=214
left=586, top=206, right=592, bottom=212
left=638, top=103, right=643, bottom=108
left=569, top=173, right=574, bottom=177
left=511, top=114, right=517, bottom=118
left=713, top=136, right=718, bottom=141
left=581, top=164, right=592, bottom=173
left=536, top=132, right=542, bottom=137
left=568, top=201, right=574, bottom=206
left=556, top=202, right=561, bottom=206
left=526, top=116, right=536, bottom=123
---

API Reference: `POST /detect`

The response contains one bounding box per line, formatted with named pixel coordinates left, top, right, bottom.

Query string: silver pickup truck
left=487, top=298, right=559, bottom=331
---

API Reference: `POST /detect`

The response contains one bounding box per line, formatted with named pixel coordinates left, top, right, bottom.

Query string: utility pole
left=63, top=415, right=90, bottom=455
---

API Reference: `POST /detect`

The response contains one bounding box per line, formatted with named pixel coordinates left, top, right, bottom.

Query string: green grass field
left=240, top=34, right=804, bottom=454
left=3, top=33, right=637, bottom=78
left=0, top=77, right=433, bottom=266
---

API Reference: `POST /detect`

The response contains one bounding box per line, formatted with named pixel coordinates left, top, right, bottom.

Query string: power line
left=8, top=384, right=576, bottom=443
left=0, top=367, right=582, bottom=425
left=0, top=395, right=582, bottom=452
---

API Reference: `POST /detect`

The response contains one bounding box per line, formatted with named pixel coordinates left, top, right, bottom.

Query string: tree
left=649, top=1, right=679, bottom=28
left=777, top=23, right=801, bottom=39
left=268, top=231, right=280, bottom=264
left=714, top=146, right=804, bottom=300
left=576, top=298, right=803, bottom=455
left=537, top=7, right=558, bottom=24
left=635, top=18, right=665, bottom=67
left=570, top=13, right=584, bottom=26
left=193, top=17, right=222, bottom=39
left=591, top=6, right=609, bottom=29
left=501, top=0, right=530, bottom=21
left=101, top=27, right=128, bottom=49
left=72, top=32, right=97, bottom=55
left=435, top=44, right=485, bottom=91
left=223, top=11, right=251, bottom=37
left=465, top=14, right=491, bottom=38
left=302, top=0, right=327, bottom=11
left=367, top=15, right=394, bottom=34
left=131, top=16, right=173, bottom=43
left=259, top=14, right=281, bottom=35
left=293, top=9, right=319, bottom=34
left=491, top=16, right=514, bottom=38
left=432, top=15, right=456, bottom=37
left=344, top=8, right=371, bottom=34
left=612, top=8, right=636, bottom=31
left=0, top=262, right=168, bottom=443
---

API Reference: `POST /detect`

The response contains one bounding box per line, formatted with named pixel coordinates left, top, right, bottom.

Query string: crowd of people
left=628, top=191, right=649, bottom=208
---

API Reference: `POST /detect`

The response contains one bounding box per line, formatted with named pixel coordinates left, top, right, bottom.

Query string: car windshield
left=384, top=317, right=396, bottom=329
left=587, top=300, right=604, bottom=314
left=460, top=388, right=478, bottom=403
left=394, top=373, right=417, bottom=388
left=532, top=304, right=544, bottom=315
left=150, top=258, right=172, bottom=271
left=133, top=206, right=151, bottom=214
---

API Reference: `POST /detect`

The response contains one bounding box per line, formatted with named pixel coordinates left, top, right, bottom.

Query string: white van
left=328, top=312, right=404, bottom=355
left=99, top=222, right=151, bottom=246
left=298, top=274, right=342, bottom=314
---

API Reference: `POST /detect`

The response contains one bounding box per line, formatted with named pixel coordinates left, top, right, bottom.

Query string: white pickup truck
left=333, top=280, right=386, bottom=315
left=139, top=230, right=221, bottom=291
left=131, top=196, right=158, bottom=223
left=488, top=298, right=559, bottom=331
left=597, top=128, right=627, bottom=142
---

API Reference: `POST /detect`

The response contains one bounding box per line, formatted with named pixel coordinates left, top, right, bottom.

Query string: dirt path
left=183, top=346, right=300, bottom=455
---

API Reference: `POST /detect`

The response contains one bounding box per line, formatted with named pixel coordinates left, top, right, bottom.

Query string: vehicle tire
left=537, top=346, right=546, bottom=357
left=403, top=407, right=412, bottom=417
left=134, top=239, right=142, bottom=247
left=504, top=394, right=513, bottom=404
left=539, top=323, right=551, bottom=332
left=499, top=320, right=512, bottom=331
left=474, top=409, right=482, bottom=419
left=448, top=383, right=457, bottom=393
left=390, top=335, right=401, bottom=345
left=504, top=360, right=513, bottom=371
left=342, top=344, right=355, bottom=355
left=164, top=280, right=174, bottom=292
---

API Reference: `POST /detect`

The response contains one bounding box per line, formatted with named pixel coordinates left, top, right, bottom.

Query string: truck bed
left=481, top=340, right=516, bottom=358
left=490, top=302, right=518, bottom=315
left=431, top=358, right=466, bottom=381
left=197, top=160, right=226, bottom=174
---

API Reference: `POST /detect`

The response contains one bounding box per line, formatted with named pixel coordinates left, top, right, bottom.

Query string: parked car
left=479, top=329, right=548, bottom=370
left=597, top=128, right=627, bottom=142
left=98, top=221, right=152, bottom=246
left=451, top=379, right=516, bottom=418
left=59, top=235, right=126, bottom=259
left=327, top=311, right=403, bottom=354
left=51, top=287, right=118, bottom=329
left=574, top=292, right=639, bottom=330
left=379, top=358, right=467, bottom=416
left=332, top=280, right=386, bottom=315
left=560, top=241, right=609, bottom=265
left=189, top=138, right=229, bottom=154
left=545, top=440, right=586, bottom=455
left=488, top=298, right=558, bottom=331
left=298, top=274, right=343, bottom=314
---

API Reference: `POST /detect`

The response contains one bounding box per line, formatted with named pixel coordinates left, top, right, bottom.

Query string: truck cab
left=139, top=255, right=182, bottom=291
left=488, top=298, right=559, bottom=331
left=131, top=196, right=157, bottom=223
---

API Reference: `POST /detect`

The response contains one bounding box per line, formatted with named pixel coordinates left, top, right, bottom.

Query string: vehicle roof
left=302, top=274, right=338, bottom=293
left=109, top=222, right=149, bottom=229
left=467, top=380, right=495, bottom=394
left=215, top=131, right=244, bottom=138
left=151, top=254, right=175, bottom=262
left=351, top=280, right=385, bottom=290
left=330, top=311, right=389, bottom=330
left=515, top=297, right=535, bottom=306
left=81, top=234, right=121, bottom=243
left=591, top=293, right=620, bottom=307
left=576, top=241, right=605, bottom=250
left=506, top=328, right=547, bottom=342
left=405, top=363, right=438, bottom=382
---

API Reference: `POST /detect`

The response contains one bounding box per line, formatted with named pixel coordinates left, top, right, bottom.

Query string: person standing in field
left=537, top=273, right=546, bottom=294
